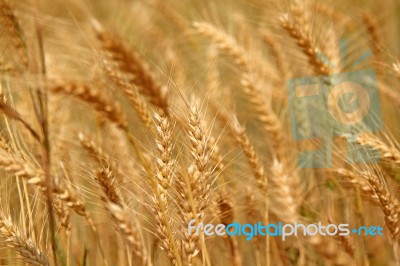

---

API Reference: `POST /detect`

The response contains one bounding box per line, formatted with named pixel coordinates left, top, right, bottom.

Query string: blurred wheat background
left=0, top=0, right=399, bottom=265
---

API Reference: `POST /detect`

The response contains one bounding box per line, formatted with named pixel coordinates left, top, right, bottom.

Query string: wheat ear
left=93, top=167, right=148, bottom=264
left=187, top=104, right=212, bottom=214
left=0, top=99, right=40, bottom=141
left=335, top=168, right=400, bottom=240
left=107, top=203, right=148, bottom=266
left=231, top=117, right=267, bottom=194
left=194, top=22, right=287, bottom=159
left=0, top=148, right=92, bottom=224
left=362, top=12, right=382, bottom=73
left=95, top=167, right=121, bottom=205
left=334, top=168, right=380, bottom=205
left=307, top=235, right=354, bottom=266
left=50, top=82, right=128, bottom=129
left=193, top=21, right=249, bottom=72
left=280, top=13, right=332, bottom=76
left=175, top=104, right=213, bottom=265
left=393, top=61, right=400, bottom=77
left=0, top=213, right=49, bottom=266
left=356, top=133, right=400, bottom=164
left=78, top=132, right=125, bottom=183
left=262, top=34, right=288, bottom=80
left=105, top=68, right=153, bottom=128
left=0, top=0, right=28, bottom=68
left=241, top=74, right=287, bottom=159
left=269, top=160, right=299, bottom=224
left=365, top=174, right=400, bottom=240
left=92, top=21, right=168, bottom=112
left=150, top=110, right=181, bottom=265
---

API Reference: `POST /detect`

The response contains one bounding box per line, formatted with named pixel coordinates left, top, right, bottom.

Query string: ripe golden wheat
left=0, top=0, right=398, bottom=265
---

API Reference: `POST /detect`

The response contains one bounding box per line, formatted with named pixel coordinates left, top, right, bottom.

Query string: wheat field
left=0, top=0, right=399, bottom=265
